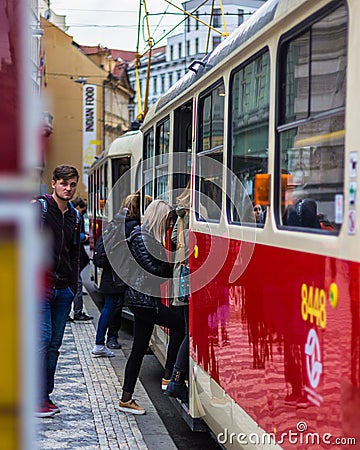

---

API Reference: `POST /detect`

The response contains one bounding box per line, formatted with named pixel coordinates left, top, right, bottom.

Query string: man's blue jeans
left=39, top=287, right=74, bottom=401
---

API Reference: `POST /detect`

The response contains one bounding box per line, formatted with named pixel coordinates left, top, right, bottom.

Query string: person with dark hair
left=35, top=164, right=81, bottom=418
left=92, top=193, right=144, bottom=356
left=70, top=197, right=93, bottom=322
left=285, top=198, right=321, bottom=229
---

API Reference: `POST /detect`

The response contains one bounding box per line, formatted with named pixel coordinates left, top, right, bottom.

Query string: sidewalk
left=36, top=295, right=177, bottom=450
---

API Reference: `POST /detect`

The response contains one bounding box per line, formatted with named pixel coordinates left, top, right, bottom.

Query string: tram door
left=173, top=101, right=193, bottom=195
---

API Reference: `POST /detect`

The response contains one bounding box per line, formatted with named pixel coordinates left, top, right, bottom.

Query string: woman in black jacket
left=91, top=194, right=141, bottom=357
left=119, top=199, right=185, bottom=414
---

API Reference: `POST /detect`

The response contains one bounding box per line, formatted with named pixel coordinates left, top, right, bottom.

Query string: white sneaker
left=92, top=345, right=115, bottom=358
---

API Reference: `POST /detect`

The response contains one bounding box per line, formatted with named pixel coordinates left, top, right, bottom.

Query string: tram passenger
left=91, top=193, right=142, bottom=357
left=119, top=200, right=185, bottom=414
left=285, top=198, right=321, bottom=229
left=105, top=194, right=153, bottom=349
left=164, top=185, right=190, bottom=402
left=253, top=203, right=263, bottom=224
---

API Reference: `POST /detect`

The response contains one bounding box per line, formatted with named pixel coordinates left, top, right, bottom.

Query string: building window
left=178, top=42, right=182, bottom=58
left=187, top=17, right=191, bottom=32
left=238, top=9, right=244, bottom=26
left=186, top=40, right=190, bottom=56
left=153, top=76, right=157, bottom=95
left=195, top=38, right=199, bottom=55
left=177, top=70, right=182, bottom=80
left=169, top=72, right=173, bottom=87
left=213, top=35, right=221, bottom=50
left=161, top=75, right=165, bottom=93
left=170, top=45, right=174, bottom=61
left=195, top=12, right=199, bottom=30
left=213, top=8, right=221, bottom=28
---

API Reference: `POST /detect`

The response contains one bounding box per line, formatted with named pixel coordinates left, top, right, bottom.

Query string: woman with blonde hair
left=119, top=199, right=185, bottom=414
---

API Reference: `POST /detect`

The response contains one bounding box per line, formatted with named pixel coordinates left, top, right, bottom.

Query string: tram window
left=88, top=173, right=93, bottom=218
left=99, top=165, right=105, bottom=215
left=196, top=81, right=225, bottom=222
left=143, top=129, right=154, bottom=200
left=95, top=169, right=100, bottom=215
left=155, top=118, right=170, bottom=202
left=111, top=157, right=131, bottom=216
left=229, top=51, right=270, bottom=226
left=278, top=5, right=347, bottom=234
left=173, top=102, right=192, bottom=193
left=103, top=162, right=108, bottom=216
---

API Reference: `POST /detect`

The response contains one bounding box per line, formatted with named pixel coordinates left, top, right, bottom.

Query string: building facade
left=128, top=0, right=267, bottom=121
left=39, top=22, right=134, bottom=195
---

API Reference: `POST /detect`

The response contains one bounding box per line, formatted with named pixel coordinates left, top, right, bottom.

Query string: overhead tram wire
left=134, top=0, right=230, bottom=121
left=135, top=0, right=144, bottom=121
left=137, top=0, right=210, bottom=56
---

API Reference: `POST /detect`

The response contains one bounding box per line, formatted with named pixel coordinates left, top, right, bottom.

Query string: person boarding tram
left=119, top=200, right=185, bottom=414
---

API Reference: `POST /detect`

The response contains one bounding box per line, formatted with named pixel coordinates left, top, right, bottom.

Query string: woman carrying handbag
left=119, top=199, right=185, bottom=415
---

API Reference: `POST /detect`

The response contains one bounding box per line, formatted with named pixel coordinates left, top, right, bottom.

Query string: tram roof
left=149, top=0, right=279, bottom=119
left=90, top=130, right=142, bottom=168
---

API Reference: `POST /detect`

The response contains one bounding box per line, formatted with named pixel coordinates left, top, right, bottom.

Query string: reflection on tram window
left=278, top=5, right=347, bottom=234
left=143, top=129, right=154, bottom=206
left=196, top=81, right=225, bottom=222
left=229, top=50, right=270, bottom=226
left=156, top=118, right=170, bottom=202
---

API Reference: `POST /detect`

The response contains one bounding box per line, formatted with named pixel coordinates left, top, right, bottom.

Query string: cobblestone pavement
left=35, top=303, right=176, bottom=450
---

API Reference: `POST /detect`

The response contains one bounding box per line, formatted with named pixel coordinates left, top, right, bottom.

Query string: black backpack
left=37, top=197, right=81, bottom=244
left=93, top=216, right=135, bottom=288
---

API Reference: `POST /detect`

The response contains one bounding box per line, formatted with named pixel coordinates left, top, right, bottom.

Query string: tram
left=138, top=0, right=360, bottom=448
left=87, top=129, right=142, bottom=286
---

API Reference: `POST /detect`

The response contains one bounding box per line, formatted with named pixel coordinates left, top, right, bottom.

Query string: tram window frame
left=276, top=2, right=347, bottom=235
left=196, top=79, right=225, bottom=223
left=88, top=172, right=93, bottom=219
left=143, top=128, right=155, bottom=205
left=155, top=117, right=170, bottom=202
left=95, top=169, right=100, bottom=216
left=173, top=101, right=193, bottom=194
left=103, top=162, right=108, bottom=216
left=111, top=157, right=131, bottom=217
left=227, top=48, right=270, bottom=228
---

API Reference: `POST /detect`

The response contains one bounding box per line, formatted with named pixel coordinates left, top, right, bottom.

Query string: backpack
left=37, top=197, right=81, bottom=244
left=93, top=216, right=135, bottom=288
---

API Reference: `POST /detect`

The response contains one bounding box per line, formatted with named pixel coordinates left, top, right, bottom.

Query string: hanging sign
left=82, top=84, right=98, bottom=189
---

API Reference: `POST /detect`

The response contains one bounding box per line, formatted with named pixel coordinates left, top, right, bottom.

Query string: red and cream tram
left=139, top=0, right=360, bottom=447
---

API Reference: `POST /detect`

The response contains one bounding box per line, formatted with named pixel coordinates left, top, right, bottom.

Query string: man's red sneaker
left=46, top=399, right=60, bottom=414
left=35, top=401, right=56, bottom=418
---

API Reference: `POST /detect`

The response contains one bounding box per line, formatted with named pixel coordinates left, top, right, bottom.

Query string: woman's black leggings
left=122, top=303, right=185, bottom=396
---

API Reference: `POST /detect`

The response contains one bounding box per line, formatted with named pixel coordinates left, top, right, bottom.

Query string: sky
left=49, top=0, right=185, bottom=52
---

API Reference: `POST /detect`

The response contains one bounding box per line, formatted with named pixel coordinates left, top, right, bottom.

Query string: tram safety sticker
left=347, top=209, right=356, bottom=235
left=304, top=328, right=323, bottom=406
left=335, top=194, right=344, bottom=224
left=349, top=151, right=358, bottom=178
left=349, top=181, right=357, bottom=206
